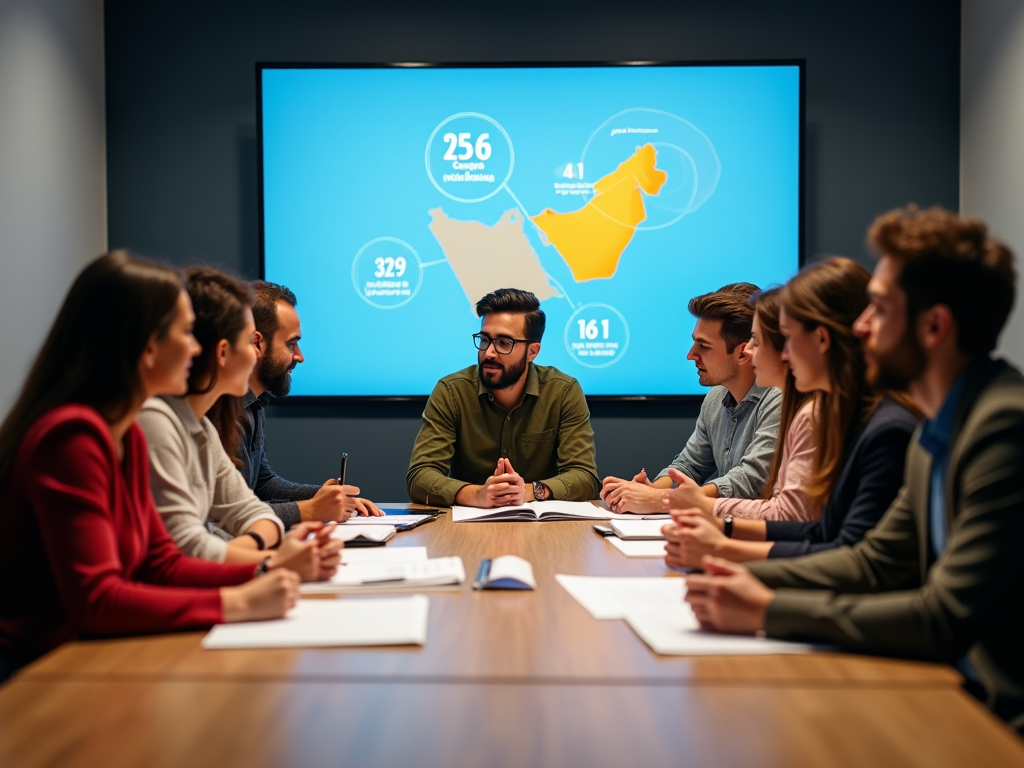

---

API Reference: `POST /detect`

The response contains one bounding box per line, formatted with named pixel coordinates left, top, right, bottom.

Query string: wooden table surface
left=22, top=507, right=959, bottom=687
left=1, top=679, right=1022, bottom=768
left=4, top=505, right=1022, bottom=767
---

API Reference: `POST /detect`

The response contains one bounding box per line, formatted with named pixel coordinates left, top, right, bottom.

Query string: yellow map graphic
left=530, top=144, right=667, bottom=281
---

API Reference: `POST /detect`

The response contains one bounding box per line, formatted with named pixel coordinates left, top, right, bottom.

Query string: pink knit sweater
left=713, top=399, right=820, bottom=522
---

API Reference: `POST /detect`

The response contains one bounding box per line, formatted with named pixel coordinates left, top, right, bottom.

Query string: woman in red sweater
left=0, top=252, right=338, bottom=681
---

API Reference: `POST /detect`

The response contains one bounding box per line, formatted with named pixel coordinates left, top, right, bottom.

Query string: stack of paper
left=201, top=596, right=429, bottom=649
left=606, top=537, right=668, bottom=558
left=556, top=574, right=820, bottom=656
left=625, top=606, right=817, bottom=655
left=301, top=556, right=466, bottom=594
left=610, top=519, right=669, bottom=540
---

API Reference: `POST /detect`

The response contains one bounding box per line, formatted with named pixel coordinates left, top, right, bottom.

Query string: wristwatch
left=255, top=556, right=272, bottom=576
left=723, top=515, right=734, bottom=538
left=533, top=481, right=551, bottom=501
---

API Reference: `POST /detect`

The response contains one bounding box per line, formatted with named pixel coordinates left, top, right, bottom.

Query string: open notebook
left=453, top=500, right=667, bottom=523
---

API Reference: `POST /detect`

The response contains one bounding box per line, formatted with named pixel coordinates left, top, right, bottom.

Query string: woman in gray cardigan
left=137, top=267, right=339, bottom=580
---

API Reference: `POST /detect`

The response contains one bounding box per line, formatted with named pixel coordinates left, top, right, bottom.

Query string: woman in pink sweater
left=665, top=288, right=819, bottom=522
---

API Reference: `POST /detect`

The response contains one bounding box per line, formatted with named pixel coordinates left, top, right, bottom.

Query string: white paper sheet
left=610, top=520, right=669, bottom=540
left=201, top=596, right=429, bottom=649
left=606, top=537, right=668, bottom=558
left=300, top=556, right=465, bottom=594
left=625, top=605, right=817, bottom=655
left=341, top=546, right=428, bottom=565
left=555, top=575, right=685, bottom=619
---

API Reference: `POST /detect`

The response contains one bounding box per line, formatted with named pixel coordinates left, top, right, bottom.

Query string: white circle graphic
left=424, top=112, right=515, bottom=204
left=351, top=237, right=423, bottom=310
left=564, top=303, right=631, bottom=369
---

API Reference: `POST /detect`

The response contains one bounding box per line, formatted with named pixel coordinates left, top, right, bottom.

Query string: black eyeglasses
left=472, top=333, right=533, bottom=355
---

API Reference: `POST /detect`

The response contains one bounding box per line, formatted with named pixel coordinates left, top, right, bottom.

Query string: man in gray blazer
left=681, top=206, right=1024, bottom=732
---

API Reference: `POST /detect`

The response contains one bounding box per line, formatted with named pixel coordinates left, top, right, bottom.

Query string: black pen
left=338, top=452, right=348, bottom=486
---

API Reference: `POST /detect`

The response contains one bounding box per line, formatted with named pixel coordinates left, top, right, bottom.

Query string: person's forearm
left=223, top=542, right=271, bottom=565
left=716, top=538, right=774, bottom=562
left=243, top=519, right=282, bottom=547
left=651, top=476, right=673, bottom=489
left=702, top=483, right=719, bottom=498
left=454, top=484, right=483, bottom=507
left=732, top=518, right=768, bottom=541
left=256, top=473, right=319, bottom=503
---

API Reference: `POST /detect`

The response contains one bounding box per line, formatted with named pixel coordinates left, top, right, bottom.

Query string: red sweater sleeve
left=136, top=493, right=257, bottom=589
left=28, top=418, right=252, bottom=637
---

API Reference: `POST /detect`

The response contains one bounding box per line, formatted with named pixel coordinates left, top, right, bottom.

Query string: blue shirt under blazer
left=764, top=398, right=919, bottom=558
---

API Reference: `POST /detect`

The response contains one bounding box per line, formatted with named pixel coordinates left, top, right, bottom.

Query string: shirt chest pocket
left=519, top=427, right=557, bottom=448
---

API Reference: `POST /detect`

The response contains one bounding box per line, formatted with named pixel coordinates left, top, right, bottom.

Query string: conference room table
left=1, top=505, right=1022, bottom=767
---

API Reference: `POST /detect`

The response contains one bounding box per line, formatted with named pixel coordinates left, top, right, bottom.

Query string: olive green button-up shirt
left=406, top=363, right=599, bottom=506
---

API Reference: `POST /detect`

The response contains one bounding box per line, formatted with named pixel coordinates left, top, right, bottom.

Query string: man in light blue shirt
left=602, top=283, right=781, bottom=513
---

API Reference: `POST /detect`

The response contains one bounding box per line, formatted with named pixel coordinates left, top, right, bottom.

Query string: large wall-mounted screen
left=259, top=62, right=802, bottom=397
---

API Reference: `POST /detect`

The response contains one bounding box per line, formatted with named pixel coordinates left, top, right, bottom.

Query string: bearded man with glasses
left=407, top=288, right=599, bottom=508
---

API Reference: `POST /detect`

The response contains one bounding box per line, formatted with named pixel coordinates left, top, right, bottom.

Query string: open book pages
left=300, top=556, right=466, bottom=594
left=556, top=575, right=685, bottom=620
left=610, top=519, right=669, bottom=540
left=341, top=546, right=427, bottom=565
left=332, top=525, right=396, bottom=544
left=474, top=555, right=536, bottom=590
left=452, top=500, right=668, bottom=523
left=625, top=605, right=818, bottom=656
left=201, top=596, right=429, bottom=649
left=606, top=537, right=668, bottom=558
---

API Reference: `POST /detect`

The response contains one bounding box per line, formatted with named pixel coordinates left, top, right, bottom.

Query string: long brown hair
left=752, top=287, right=812, bottom=500
left=185, top=267, right=254, bottom=467
left=780, top=257, right=872, bottom=508
left=0, top=251, right=182, bottom=480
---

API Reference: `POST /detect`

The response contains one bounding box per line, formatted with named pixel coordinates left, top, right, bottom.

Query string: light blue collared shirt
left=656, top=384, right=781, bottom=499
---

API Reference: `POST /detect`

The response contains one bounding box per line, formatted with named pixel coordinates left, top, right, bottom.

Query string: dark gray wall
left=105, top=0, right=960, bottom=500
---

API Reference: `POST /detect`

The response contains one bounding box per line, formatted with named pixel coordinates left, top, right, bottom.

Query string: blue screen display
left=260, top=64, right=801, bottom=396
